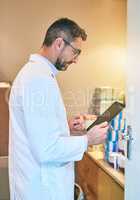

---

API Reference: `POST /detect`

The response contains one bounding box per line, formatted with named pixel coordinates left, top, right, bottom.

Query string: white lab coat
left=9, top=54, right=87, bottom=200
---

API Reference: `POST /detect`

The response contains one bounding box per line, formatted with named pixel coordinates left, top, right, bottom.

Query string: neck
left=38, top=46, right=57, bottom=65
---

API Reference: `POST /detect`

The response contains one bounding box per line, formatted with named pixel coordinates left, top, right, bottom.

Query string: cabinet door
left=84, top=155, right=99, bottom=195
left=76, top=155, right=97, bottom=200
left=98, top=168, right=124, bottom=200
left=76, top=154, right=124, bottom=200
left=84, top=182, right=97, bottom=200
left=0, top=87, right=9, bottom=156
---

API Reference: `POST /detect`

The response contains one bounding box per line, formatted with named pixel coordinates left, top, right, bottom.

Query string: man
left=9, top=18, right=109, bottom=200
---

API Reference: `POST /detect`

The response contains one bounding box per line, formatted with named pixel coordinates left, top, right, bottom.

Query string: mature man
left=9, top=18, right=108, bottom=200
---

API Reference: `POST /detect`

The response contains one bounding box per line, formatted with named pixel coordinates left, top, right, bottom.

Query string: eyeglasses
left=63, top=39, right=81, bottom=57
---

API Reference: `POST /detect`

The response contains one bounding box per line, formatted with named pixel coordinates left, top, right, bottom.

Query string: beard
left=55, top=58, right=73, bottom=71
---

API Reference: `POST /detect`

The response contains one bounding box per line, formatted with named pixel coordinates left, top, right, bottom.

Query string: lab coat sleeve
left=22, top=77, right=88, bottom=164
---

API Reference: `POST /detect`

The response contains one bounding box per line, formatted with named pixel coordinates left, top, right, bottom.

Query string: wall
left=0, top=0, right=126, bottom=116
left=126, top=0, right=140, bottom=199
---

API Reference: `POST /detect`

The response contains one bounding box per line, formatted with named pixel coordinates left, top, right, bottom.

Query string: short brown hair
left=43, top=18, right=87, bottom=46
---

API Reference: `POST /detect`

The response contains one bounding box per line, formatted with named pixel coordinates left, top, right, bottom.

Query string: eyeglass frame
left=62, top=38, right=81, bottom=57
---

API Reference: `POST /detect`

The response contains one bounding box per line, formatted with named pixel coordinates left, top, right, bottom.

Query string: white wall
left=0, top=0, right=126, bottom=116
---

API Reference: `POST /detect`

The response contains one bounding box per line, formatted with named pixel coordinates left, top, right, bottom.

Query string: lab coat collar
left=29, top=54, right=59, bottom=76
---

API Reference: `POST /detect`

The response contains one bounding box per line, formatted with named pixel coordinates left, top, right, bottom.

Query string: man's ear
left=54, top=37, right=65, bottom=51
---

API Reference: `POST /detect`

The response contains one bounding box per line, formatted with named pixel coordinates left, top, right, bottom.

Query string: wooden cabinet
left=0, top=84, right=10, bottom=156
left=75, top=153, right=124, bottom=200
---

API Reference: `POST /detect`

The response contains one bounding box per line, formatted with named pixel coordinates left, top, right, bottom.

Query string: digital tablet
left=86, top=101, right=125, bottom=131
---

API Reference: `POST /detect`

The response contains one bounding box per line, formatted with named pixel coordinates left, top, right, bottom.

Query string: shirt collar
left=29, top=54, right=59, bottom=76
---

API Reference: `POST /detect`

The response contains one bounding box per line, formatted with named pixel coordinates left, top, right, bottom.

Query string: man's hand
left=68, top=115, right=85, bottom=135
left=68, top=114, right=97, bottom=135
left=87, top=121, right=109, bottom=145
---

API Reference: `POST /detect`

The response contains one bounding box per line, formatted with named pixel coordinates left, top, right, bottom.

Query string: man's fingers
left=73, top=117, right=84, bottom=126
left=74, top=115, right=83, bottom=120
left=98, top=121, right=108, bottom=128
left=101, top=126, right=109, bottom=136
left=83, top=114, right=97, bottom=121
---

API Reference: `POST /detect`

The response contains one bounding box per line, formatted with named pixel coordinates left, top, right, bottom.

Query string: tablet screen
left=86, top=101, right=125, bottom=131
